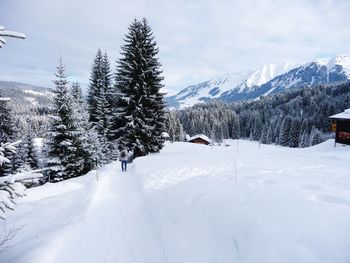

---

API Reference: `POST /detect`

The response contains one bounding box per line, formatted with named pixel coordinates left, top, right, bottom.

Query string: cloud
left=0, top=0, right=349, bottom=92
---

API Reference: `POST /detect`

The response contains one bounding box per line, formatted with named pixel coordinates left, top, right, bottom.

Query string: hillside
left=2, top=140, right=350, bottom=263
left=172, top=81, right=350, bottom=148
left=0, top=81, right=52, bottom=137
left=167, top=55, right=350, bottom=108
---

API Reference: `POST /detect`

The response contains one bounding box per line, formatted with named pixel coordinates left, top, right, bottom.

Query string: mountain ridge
left=167, top=54, right=350, bottom=108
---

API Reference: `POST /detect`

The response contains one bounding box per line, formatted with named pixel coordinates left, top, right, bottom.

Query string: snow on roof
left=188, top=134, right=211, bottom=142
left=0, top=97, right=11, bottom=102
left=329, top=109, right=350, bottom=120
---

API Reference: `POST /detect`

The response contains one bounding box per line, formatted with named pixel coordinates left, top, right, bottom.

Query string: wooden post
left=234, top=157, right=237, bottom=186
left=95, top=159, right=99, bottom=181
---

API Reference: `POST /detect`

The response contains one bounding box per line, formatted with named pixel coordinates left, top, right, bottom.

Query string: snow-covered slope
left=0, top=81, right=52, bottom=108
left=167, top=55, right=350, bottom=108
left=2, top=140, right=350, bottom=263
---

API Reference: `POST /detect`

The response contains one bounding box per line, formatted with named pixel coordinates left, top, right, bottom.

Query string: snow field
left=1, top=140, right=350, bottom=263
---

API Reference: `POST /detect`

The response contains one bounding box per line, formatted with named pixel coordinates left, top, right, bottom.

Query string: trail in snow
left=26, top=163, right=166, bottom=263
left=1, top=140, right=350, bottom=263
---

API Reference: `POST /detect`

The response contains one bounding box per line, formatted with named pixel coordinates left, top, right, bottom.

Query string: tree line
left=0, top=18, right=165, bottom=184
left=166, top=81, right=350, bottom=146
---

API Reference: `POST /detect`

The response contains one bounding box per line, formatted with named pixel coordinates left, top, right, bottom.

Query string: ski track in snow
left=2, top=140, right=350, bottom=263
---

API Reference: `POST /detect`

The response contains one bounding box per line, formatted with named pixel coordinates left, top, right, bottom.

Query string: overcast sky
left=1, top=0, right=350, bottom=93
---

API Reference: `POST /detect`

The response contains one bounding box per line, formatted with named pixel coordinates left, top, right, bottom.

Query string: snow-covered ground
left=1, top=140, right=350, bottom=263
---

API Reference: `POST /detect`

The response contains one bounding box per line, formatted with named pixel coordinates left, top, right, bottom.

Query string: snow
left=34, top=138, right=44, bottom=149
left=246, top=62, right=299, bottom=88
left=174, top=61, right=299, bottom=109
left=315, top=54, right=350, bottom=77
left=188, top=134, right=211, bottom=143
left=23, top=90, right=48, bottom=97
left=175, top=70, right=254, bottom=108
left=2, top=140, right=350, bottom=263
left=25, top=97, right=38, bottom=106
left=0, top=30, right=25, bottom=39
left=329, top=108, right=350, bottom=120
left=0, top=171, right=43, bottom=185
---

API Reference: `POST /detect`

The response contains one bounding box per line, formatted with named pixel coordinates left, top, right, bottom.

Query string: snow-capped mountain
left=167, top=55, right=350, bottom=108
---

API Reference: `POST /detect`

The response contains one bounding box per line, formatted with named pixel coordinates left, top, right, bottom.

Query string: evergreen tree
left=211, top=122, right=223, bottom=145
left=87, top=50, right=115, bottom=161
left=12, top=137, right=29, bottom=173
left=71, top=82, right=97, bottom=168
left=45, top=59, right=87, bottom=181
left=11, top=134, right=38, bottom=173
left=0, top=96, right=15, bottom=143
left=260, top=124, right=268, bottom=144
left=0, top=97, right=15, bottom=177
left=266, top=125, right=273, bottom=144
left=27, top=135, right=39, bottom=170
left=88, top=50, right=113, bottom=137
left=289, top=118, right=301, bottom=147
left=88, top=49, right=104, bottom=126
left=279, top=116, right=292, bottom=146
left=299, top=131, right=309, bottom=148
left=252, top=116, right=263, bottom=141
left=165, top=111, right=185, bottom=142
left=309, top=126, right=324, bottom=146
left=114, top=18, right=165, bottom=157
left=231, top=115, right=241, bottom=139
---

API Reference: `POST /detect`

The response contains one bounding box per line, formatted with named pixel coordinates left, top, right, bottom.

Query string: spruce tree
left=266, top=125, right=273, bottom=144
left=289, top=118, right=301, bottom=148
left=27, top=135, right=39, bottom=170
left=12, top=137, right=29, bottom=173
left=309, top=126, right=324, bottom=146
left=71, top=82, right=96, bottom=169
left=231, top=115, right=241, bottom=139
left=88, top=49, right=104, bottom=126
left=299, top=131, right=309, bottom=148
left=114, top=18, right=165, bottom=157
left=87, top=50, right=116, bottom=161
left=279, top=116, right=292, bottom=146
left=46, top=60, right=86, bottom=181
left=0, top=97, right=15, bottom=177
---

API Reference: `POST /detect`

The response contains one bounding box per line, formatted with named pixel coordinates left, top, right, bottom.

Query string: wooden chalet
left=329, top=109, right=350, bottom=146
left=188, top=134, right=211, bottom=145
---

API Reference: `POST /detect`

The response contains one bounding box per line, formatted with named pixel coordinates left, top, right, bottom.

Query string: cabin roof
left=188, top=134, right=211, bottom=143
left=329, top=109, right=350, bottom=120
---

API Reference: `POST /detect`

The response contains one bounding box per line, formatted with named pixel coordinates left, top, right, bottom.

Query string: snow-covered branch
left=0, top=26, right=25, bottom=48
left=0, top=169, right=43, bottom=220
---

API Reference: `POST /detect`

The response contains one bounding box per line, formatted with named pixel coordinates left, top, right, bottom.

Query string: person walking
left=119, top=148, right=128, bottom=172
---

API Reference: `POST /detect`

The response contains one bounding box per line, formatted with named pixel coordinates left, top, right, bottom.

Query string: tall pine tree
left=114, top=18, right=165, bottom=157
left=45, top=59, right=87, bottom=181
left=88, top=49, right=104, bottom=126
left=0, top=97, right=15, bottom=177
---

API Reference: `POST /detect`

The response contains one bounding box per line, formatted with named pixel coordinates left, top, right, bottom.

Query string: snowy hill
left=0, top=81, right=53, bottom=136
left=167, top=55, right=350, bottom=108
left=0, top=81, right=52, bottom=108
left=2, top=140, right=350, bottom=263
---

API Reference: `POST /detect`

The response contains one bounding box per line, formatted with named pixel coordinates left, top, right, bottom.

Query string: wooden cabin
left=188, top=134, right=211, bottom=145
left=329, top=109, right=350, bottom=146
